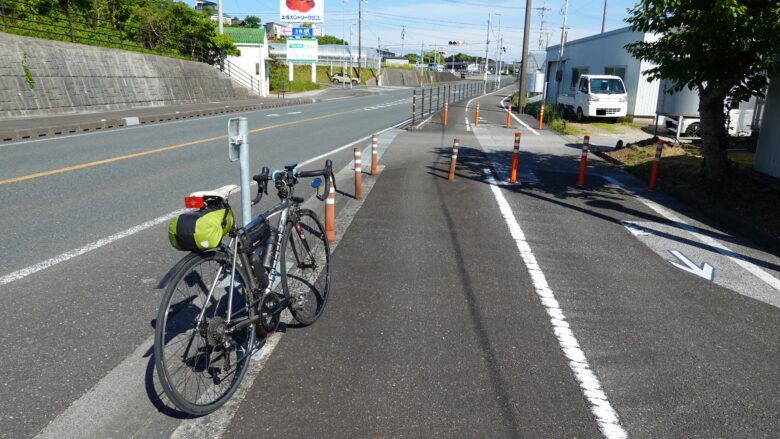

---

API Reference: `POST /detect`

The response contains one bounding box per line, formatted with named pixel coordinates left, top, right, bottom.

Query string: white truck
left=557, top=74, right=628, bottom=122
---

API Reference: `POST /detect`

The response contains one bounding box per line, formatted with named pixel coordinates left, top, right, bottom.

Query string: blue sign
left=293, top=28, right=314, bottom=37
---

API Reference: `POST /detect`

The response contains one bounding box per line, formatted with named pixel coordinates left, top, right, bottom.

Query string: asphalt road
left=0, top=86, right=420, bottom=438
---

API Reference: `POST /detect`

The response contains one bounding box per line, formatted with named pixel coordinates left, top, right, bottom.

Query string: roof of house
left=223, top=27, right=266, bottom=45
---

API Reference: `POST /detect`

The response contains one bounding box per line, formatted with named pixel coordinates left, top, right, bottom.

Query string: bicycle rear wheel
left=281, top=209, right=331, bottom=325
left=154, top=250, right=256, bottom=416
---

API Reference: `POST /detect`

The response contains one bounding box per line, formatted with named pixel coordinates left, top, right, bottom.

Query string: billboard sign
left=280, top=0, right=324, bottom=23
left=287, top=38, right=318, bottom=63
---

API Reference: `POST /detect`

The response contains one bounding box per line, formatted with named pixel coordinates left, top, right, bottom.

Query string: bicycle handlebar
left=250, top=160, right=335, bottom=205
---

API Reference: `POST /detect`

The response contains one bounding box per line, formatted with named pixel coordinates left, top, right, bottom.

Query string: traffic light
left=447, top=40, right=463, bottom=46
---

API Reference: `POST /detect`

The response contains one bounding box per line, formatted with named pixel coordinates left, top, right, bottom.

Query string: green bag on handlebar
left=168, top=208, right=233, bottom=252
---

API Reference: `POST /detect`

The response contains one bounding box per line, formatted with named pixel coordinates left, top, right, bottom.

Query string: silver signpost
left=228, top=117, right=252, bottom=227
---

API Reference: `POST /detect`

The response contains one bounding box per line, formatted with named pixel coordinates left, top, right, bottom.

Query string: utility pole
left=601, top=0, right=608, bottom=33
left=358, top=0, right=363, bottom=73
left=401, top=25, right=406, bottom=57
left=484, top=13, right=491, bottom=92
left=494, top=13, right=502, bottom=87
left=420, top=40, right=424, bottom=67
left=555, top=0, right=570, bottom=102
left=536, top=4, right=551, bottom=50
left=518, top=0, right=532, bottom=112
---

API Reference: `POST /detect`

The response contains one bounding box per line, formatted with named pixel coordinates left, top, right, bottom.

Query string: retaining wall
left=371, top=69, right=461, bottom=87
left=0, top=33, right=250, bottom=117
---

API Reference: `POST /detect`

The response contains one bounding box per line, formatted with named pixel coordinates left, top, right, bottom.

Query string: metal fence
left=411, top=77, right=517, bottom=126
left=0, top=0, right=221, bottom=64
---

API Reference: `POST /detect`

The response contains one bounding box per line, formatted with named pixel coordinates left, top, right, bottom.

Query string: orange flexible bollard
left=538, top=103, right=545, bottom=130
left=506, top=102, right=512, bottom=128
left=444, top=100, right=449, bottom=127
left=325, top=176, right=336, bottom=243
left=475, top=102, right=480, bottom=127
left=577, top=136, right=590, bottom=187
left=648, top=140, right=664, bottom=191
left=370, top=134, right=378, bottom=176
left=448, top=139, right=459, bottom=181
left=510, top=132, right=521, bottom=184
left=353, top=147, right=363, bottom=200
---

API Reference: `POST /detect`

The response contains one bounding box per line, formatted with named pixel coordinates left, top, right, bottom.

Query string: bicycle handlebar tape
left=444, top=100, right=449, bottom=127
left=353, top=147, right=363, bottom=200
left=577, top=136, right=590, bottom=187
left=510, top=132, right=521, bottom=184
left=506, top=102, right=512, bottom=128
left=448, top=139, right=460, bottom=182
left=325, top=175, right=336, bottom=243
left=475, top=102, right=480, bottom=128
left=371, top=134, right=378, bottom=176
left=539, top=103, right=545, bottom=130
left=648, top=140, right=664, bottom=192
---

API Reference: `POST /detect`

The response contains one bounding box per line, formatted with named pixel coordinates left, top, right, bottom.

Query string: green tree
left=445, top=53, right=474, bottom=63
left=625, top=1, right=780, bottom=181
left=317, top=35, right=347, bottom=45
left=243, top=15, right=260, bottom=28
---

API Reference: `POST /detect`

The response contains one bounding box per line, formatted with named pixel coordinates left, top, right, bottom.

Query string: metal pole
left=218, top=0, right=223, bottom=34
left=358, top=0, right=362, bottom=73
left=484, top=13, right=491, bottom=93
left=518, top=0, right=533, bottom=113
left=555, top=0, right=570, bottom=102
left=601, top=0, right=608, bottom=33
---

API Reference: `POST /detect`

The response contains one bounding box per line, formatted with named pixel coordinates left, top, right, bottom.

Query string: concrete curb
left=0, top=98, right=317, bottom=143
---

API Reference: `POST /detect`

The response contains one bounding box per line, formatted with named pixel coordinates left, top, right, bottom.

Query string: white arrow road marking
left=266, top=114, right=280, bottom=117
left=286, top=111, right=302, bottom=115
left=620, top=220, right=652, bottom=237
left=668, top=250, right=715, bottom=281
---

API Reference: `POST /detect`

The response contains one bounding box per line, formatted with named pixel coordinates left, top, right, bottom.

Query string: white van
left=557, top=74, right=628, bottom=122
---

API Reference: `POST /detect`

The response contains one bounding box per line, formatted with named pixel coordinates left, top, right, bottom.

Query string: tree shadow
left=426, top=145, right=780, bottom=272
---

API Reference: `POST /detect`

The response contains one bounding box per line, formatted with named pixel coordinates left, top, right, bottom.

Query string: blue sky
left=203, top=0, right=639, bottom=61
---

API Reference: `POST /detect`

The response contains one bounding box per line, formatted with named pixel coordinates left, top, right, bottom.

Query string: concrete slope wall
left=0, top=33, right=250, bottom=117
left=373, top=69, right=460, bottom=87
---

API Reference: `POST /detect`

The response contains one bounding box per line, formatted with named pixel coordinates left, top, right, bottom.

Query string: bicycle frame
left=193, top=198, right=295, bottom=333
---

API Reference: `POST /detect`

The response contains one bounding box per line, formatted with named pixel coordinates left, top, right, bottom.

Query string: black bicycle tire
left=154, top=250, right=256, bottom=416
left=280, top=209, right=332, bottom=326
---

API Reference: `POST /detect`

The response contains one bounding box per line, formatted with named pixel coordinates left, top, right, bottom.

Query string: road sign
left=293, top=27, right=323, bottom=37
left=287, top=38, right=318, bottom=63
left=280, top=0, right=324, bottom=23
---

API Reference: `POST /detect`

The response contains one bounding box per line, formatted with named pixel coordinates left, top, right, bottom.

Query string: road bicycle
left=154, top=160, right=335, bottom=416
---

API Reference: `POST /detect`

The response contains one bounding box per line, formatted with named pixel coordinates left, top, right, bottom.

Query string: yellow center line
left=0, top=109, right=358, bottom=186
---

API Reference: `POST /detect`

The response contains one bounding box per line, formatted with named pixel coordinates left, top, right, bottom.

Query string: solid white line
left=1, top=118, right=411, bottom=288
left=465, top=117, right=471, bottom=132
left=485, top=169, right=627, bottom=439
left=603, top=176, right=780, bottom=291
left=0, top=209, right=184, bottom=287
left=501, top=97, right=540, bottom=136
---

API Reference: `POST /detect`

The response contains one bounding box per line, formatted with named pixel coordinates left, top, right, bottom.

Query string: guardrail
left=410, top=77, right=518, bottom=126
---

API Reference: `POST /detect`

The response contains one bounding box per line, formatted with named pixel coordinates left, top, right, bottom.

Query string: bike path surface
left=464, top=89, right=780, bottom=437
left=224, top=116, right=602, bottom=437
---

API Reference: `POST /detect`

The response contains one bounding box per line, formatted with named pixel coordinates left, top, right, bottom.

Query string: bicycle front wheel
left=281, top=209, right=332, bottom=325
left=154, top=250, right=256, bottom=416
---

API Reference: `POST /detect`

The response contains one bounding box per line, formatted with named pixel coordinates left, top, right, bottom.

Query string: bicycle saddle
left=188, top=184, right=238, bottom=202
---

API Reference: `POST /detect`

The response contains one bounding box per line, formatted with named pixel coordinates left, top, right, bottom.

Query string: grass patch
left=618, top=120, right=643, bottom=129
left=523, top=100, right=585, bottom=136
left=603, top=144, right=780, bottom=248
left=590, top=122, right=621, bottom=134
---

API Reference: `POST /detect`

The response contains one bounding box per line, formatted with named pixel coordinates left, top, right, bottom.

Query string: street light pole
left=218, top=0, right=223, bottom=34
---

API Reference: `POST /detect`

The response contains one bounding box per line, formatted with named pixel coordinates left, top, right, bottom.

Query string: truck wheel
left=332, top=79, right=339, bottom=84
left=352, top=80, right=358, bottom=86
left=685, top=122, right=701, bottom=137
left=576, top=108, right=585, bottom=122
left=558, top=105, right=567, bottom=119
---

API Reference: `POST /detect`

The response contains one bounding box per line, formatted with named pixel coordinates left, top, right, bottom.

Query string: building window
left=604, top=66, right=626, bottom=79
left=570, top=67, right=588, bottom=89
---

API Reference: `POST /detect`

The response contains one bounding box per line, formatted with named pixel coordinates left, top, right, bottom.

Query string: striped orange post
left=510, top=132, right=521, bottom=184
left=444, top=100, right=449, bottom=127
left=577, top=136, right=590, bottom=187
left=353, top=147, right=363, bottom=200
left=506, top=102, right=512, bottom=128
left=325, top=176, right=336, bottom=243
left=448, top=139, right=459, bottom=181
left=648, top=140, right=664, bottom=191
left=538, top=103, right=545, bottom=129
left=475, top=102, right=480, bottom=127
left=370, top=134, right=378, bottom=176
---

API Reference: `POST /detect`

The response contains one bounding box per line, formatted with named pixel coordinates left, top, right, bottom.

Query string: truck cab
left=557, top=74, right=628, bottom=122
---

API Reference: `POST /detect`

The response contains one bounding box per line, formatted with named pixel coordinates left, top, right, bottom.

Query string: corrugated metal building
left=545, top=27, right=660, bottom=117
left=753, top=64, right=780, bottom=178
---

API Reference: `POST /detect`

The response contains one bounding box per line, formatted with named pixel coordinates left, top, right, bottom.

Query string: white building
left=264, top=22, right=293, bottom=39
left=194, top=0, right=216, bottom=12
left=223, top=27, right=269, bottom=97
left=545, top=27, right=661, bottom=117
left=753, top=64, right=779, bottom=178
